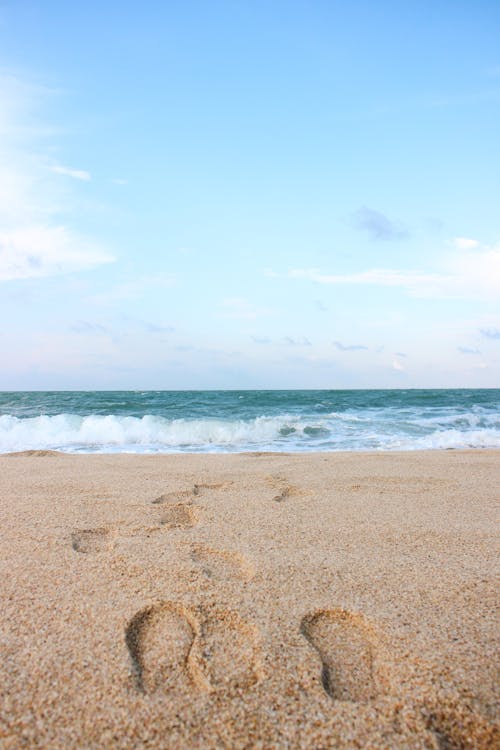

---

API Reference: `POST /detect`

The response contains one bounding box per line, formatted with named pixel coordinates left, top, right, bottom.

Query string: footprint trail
left=125, top=602, right=261, bottom=696
left=125, top=602, right=205, bottom=694
left=190, top=544, right=255, bottom=582
left=301, top=608, right=385, bottom=702
left=71, top=528, right=114, bottom=554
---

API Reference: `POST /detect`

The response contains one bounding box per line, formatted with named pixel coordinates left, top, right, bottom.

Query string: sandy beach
left=0, top=449, right=498, bottom=748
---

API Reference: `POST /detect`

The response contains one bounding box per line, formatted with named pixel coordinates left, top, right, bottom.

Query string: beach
left=0, top=449, right=498, bottom=748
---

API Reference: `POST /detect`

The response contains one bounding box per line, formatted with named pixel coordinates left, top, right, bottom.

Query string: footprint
left=152, top=489, right=194, bottom=504
left=125, top=602, right=262, bottom=695
left=125, top=602, right=207, bottom=694
left=193, top=481, right=233, bottom=495
left=301, top=608, right=388, bottom=702
left=420, top=698, right=500, bottom=750
left=266, top=475, right=304, bottom=503
left=190, top=544, right=255, bottom=582
left=301, top=609, right=499, bottom=745
left=71, top=527, right=114, bottom=554
left=157, top=503, right=198, bottom=529
left=195, top=604, right=263, bottom=691
left=152, top=481, right=233, bottom=504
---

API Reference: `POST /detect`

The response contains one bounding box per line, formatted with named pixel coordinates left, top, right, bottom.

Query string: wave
left=0, top=413, right=324, bottom=453
left=389, top=428, right=500, bottom=450
left=0, top=411, right=499, bottom=453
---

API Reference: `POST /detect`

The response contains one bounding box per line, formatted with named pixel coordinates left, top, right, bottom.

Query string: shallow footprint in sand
left=420, top=698, right=500, bottom=750
left=152, top=481, right=233, bottom=505
left=301, top=608, right=388, bottom=702
left=71, top=527, right=114, bottom=554
left=266, top=475, right=303, bottom=503
left=157, top=503, right=199, bottom=529
left=126, top=602, right=261, bottom=695
left=126, top=602, right=206, bottom=694
left=190, top=543, right=255, bottom=582
left=195, top=604, right=262, bottom=692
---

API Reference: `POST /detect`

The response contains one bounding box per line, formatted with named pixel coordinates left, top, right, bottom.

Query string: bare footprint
left=71, top=527, right=114, bottom=554
left=125, top=602, right=207, bottom=694
left=420, top=698, right=500, bottom=750
left=193, top=481, right=233, bottom=495
left=301, top=608, right=389, bottom=702
left=126, top=602, right=262, bottom=696
left=195, top=604, right=263, bottom=691
left=152, top=481, right=233, bottom=505
left=265, top=475, right=304, bottom=503
left=152, top=489, right=194, bottom=505
left=190, top=544, right=255, bottom=582
left=157, top=503, right=199, bottom=529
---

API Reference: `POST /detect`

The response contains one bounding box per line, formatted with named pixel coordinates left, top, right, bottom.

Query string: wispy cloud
left=70, top=320, right=107, bottom=334
left=0, top=71, right=114, bottom=282
left=283, top=336, right=312, bottom=347
left=0, top=226, right=113, bottom=281
left=263, top=268, right=279, bottom=278
left=352, top=206, right=409, bottom=241
left=115, top=315, right=174, bottom=334
left=139, top=320, right=174, bottom=333
left=251, top=335, right=311, bottom=346
left=392, top=354, right=406, bottom=372
left=291, top=242, right=500, bottom=300
left=452, top=237, right=479, bottom=250
left=51, top=164, right=91, bottom=181
left=314, top=300, right=327, bottom=311
left=333, top=340, right=368, bottom=351
left=251, top=336, right=271, bottom=344
left=458, top=346, right=481, bottom=354
left=480, top=328, right=500, bottom=340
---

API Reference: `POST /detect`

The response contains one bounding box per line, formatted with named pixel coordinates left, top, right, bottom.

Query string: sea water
left=0, top=389, right=498, bottom=454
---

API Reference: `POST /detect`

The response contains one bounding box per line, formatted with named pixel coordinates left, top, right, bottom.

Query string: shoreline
left=1, top=450, right=498, bottom=747
left=3, top=446, right=500, bottom=457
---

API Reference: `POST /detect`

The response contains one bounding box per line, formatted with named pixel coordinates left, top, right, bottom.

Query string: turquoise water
left=0, top=389, right=498, bottom=453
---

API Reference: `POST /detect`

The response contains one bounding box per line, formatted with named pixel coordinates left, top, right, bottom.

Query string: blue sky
left=0, top=1, right=499, bottom=389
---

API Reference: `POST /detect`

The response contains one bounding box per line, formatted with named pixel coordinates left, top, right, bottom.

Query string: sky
left=0, top=0, right=499, bottom=390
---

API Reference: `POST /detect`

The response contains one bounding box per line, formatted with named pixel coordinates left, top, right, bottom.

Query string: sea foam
left=0, top=407, right=499, bottom=454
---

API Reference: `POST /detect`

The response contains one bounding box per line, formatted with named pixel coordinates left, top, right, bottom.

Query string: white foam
left=387, top=428, right=500, bottom=450
left=0, top=413, right=499, bottom=453
left=0, top=413, right=309, bottom=452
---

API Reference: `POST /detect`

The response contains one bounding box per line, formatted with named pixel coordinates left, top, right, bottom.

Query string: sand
left=0, top=449, right=498, bottom=749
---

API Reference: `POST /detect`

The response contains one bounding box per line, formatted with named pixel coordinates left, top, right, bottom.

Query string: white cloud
left=352, top=206, right=409, bottom=241
left=392, top=353, right=406, bottom=371
left=333, top=340, right=368, bottom=351
left=0, top=226, right=114, bottom=281
left=263, top=268, right=279, bottom=278
left=290, top=242, right=500, bottom=300
left=452, top=237, right=479, bottom=250
left=480, top=327, right=500, bottom=340
left=0, top=71, right=114, bottom=282
left=51, top=164, right=91, bottom=181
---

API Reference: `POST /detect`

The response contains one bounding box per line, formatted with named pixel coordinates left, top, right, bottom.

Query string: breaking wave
left=0, top=409, right=499, bottom=454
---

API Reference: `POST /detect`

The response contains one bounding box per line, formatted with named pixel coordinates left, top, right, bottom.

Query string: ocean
left=0, top=389, right=499, bottom=454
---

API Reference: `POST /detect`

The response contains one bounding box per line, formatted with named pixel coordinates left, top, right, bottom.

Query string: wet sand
left=0, top=450, right=498, bottom=748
